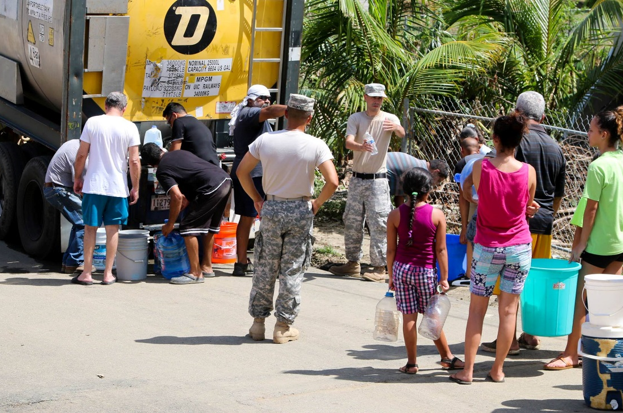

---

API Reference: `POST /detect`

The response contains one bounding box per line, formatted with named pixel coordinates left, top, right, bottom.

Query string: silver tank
left=0, top=0, right=68, bottom=111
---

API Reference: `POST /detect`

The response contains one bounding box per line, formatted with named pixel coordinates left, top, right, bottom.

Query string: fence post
left=401, top=98, right=410, bottom=152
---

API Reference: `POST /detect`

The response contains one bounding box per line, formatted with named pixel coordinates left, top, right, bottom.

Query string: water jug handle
left=436, top=285, right=444, bottom=295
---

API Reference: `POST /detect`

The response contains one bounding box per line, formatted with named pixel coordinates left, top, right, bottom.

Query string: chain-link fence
left=404, top=96, right=596, bottom=257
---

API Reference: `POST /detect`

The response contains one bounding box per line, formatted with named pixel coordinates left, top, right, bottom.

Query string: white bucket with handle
left=585, top=274, right=623, bottom=326
left=116, top=230, right=149, bottom=281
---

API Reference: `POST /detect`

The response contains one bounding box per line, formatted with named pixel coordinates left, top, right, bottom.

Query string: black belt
left=353, top=172, right=387, bottom=180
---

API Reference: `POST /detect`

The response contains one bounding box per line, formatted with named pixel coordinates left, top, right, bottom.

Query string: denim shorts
left=470, top=243, right=532, bottom=297
left=82, top=193, right=129, bottom=227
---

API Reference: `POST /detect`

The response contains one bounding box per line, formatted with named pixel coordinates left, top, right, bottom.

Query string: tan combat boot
left=328, top=261, right=361, bottom=277
left=362, top=266, right=388, bottom=282
left=248, top=318, right=266, bottom=341
left=273, top=321, right=299, bottom=344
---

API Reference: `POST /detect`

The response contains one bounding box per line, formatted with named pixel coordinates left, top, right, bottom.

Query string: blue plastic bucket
left=520, top=258, right=581, bottom=337
left=437, top=234, right=467, bottom=282
left=580, top=331, right=623, bottom=410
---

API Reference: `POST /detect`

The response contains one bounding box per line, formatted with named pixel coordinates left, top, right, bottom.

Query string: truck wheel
left=0, top=142, right=25, bottom=240
left=17, top=156, right=60, bottom=258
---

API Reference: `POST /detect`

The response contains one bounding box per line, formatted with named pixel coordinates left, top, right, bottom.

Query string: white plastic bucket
left=116, top=230, right=149, bottom=281
left=93, top=228, right=116, bottom=271
left=585, top=274, right=623, bottom=326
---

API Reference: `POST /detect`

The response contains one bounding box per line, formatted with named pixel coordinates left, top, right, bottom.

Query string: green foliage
left=314, top=245, right=341, bottom=256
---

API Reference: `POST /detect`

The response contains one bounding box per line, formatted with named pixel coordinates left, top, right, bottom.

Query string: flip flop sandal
left=486, top=373, right=505, bottom=383
left=170, top=274, right=199, bottom=284
left=518, top=333, right=540, bottom=350
left=543, top=356, right=581, bottom=370
left=399, top=363, right=418, bottom=374
left=441, top=356, right=465, bottom=370
left=71, top=276, right=93, bottom=285
left=449, top=374, right=472, bottom=385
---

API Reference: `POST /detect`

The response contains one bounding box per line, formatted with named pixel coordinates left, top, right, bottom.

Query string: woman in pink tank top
left=451, top=112, right=536, bottom=385
left=387, top=167, right=464, bottom=374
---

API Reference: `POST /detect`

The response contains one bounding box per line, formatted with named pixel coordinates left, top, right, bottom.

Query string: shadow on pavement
left=135, top=335, right=271, bottom=345
left=554, top=384, right=583, bottom=391
left=283, top=366, right=460, bottom=384
left=347, top=343, right=467, bottom=361
left=1, top=276, right=71, bottom=286
left=492, top=398, right=588, bottom=412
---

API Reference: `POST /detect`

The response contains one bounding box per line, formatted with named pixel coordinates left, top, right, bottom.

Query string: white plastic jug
left=418, top=286, right=451, bottom=340
left=144, top=125, right=163, bottom=148
left=373, top=291, right=402, bottom=342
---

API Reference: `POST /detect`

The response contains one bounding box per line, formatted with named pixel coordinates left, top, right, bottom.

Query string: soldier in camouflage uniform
left=236, top=94, right=338, bottom=344
left=329, top=84, right=405, bottom=282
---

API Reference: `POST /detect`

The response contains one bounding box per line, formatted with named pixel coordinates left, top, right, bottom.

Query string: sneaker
left=362, top=267, right=388, bottom=283
left=273, top=321, right=299, bottom=344
left=232, top=262, right=248, bottom=276
left=328, top=261, right=361, bottom=277
left=481, top=339, right=520, bottom=356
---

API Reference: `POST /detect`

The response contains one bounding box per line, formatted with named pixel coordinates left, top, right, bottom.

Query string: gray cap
left=287, top=94, right=315, bottom=111
left=364, top=83, right=387, bottom=97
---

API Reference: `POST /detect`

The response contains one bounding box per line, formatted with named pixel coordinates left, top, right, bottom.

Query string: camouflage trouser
left=343, top=177, right=391, bottom=267
left=249, top=200, right=314, bottom=324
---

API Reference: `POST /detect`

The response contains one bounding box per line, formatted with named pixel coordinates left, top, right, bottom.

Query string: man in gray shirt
left=44, top=139, right=86, bottom=273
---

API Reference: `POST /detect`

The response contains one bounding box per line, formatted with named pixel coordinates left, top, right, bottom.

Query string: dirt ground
left=311, top=218, right=483, bottom=305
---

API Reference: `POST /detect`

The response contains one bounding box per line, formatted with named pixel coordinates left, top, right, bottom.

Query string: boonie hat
left=364, top=83, right=387, bottom=97
left=287, top=94, right=315, bottom=111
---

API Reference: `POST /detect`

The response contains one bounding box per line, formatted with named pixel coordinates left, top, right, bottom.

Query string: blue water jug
left=154, top=231, right=190, bottom=279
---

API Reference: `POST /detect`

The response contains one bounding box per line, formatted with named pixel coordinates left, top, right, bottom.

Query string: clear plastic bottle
left=364, top=132, right=379, bottom=155
left=373, top=291, right=402, bottom=342
left=418, top=286, right=451, bottom=340
left=144, top=125, right=163, bottom=148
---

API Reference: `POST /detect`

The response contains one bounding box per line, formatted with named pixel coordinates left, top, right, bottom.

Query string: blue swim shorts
left=82, top=193, right=129, bottom=227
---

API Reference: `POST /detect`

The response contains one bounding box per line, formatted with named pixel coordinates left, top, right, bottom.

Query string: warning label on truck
left=183, top=75, right=222, bottom=98
left=186, top=58, right=232, bottom=74
left=27, top=0, right=53, bottom=23
left=142, top=59, right=186, bottom=98
left=216, top=101, right=236, bottom=114
left=28, top=44, right=40, bottom=68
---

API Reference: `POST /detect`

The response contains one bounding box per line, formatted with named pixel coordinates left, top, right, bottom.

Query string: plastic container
left=418, top=286, right=451, bottom=340
left=585, top=274, right=623, bottom=327
left=373, top=291, right=402, bottom=342
left=212, top=222, right=237, bottom=264
left=116, top=230, right=149, bottom=281
left=144, top=125, right=163, bottom=148
left=436, top=234, right=467, bottom=282
left=364, top=132, right=378, bottom=155
left=93, top=227, right=115, bottom=271
left=154, top=231, right=190, bottom=279
left=580, top=324, right=623, bottom=410
left=521, top=258, right=581, bottom=337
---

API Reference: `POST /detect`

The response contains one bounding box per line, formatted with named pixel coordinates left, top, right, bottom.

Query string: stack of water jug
left=580, top=274, right=623, bottom=410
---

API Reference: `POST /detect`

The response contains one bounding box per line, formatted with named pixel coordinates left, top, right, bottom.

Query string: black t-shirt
left=171, top=116, right=219, bottom=166
left=233, top=106, right=272, bottom=158
left=156, top=151, right=230, bottom=201
left=515, top=124, right=566, bottom=235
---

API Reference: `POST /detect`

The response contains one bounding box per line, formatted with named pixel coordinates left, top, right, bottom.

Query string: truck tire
left=0, top=142, right=25, bottom=240
left=17, top=156, right=60, bottom=258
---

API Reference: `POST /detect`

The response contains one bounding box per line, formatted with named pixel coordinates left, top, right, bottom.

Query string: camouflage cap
left=287, top=94, right=315, bottom=111
left=364, top=83, right=387, bottom=97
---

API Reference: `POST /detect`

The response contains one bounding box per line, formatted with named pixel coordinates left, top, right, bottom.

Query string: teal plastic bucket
left=521, top=258, right=581, bottom=337
left=436, top=234, right=467, bottom=282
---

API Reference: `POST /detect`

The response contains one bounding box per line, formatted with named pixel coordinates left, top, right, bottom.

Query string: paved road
left=0, top=240, right=590, bottom=412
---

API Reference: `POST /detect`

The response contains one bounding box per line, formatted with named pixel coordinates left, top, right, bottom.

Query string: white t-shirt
left=79, top=114, right=140, bottom=197
left=248, top=130, right=333, bottom=198
left=346, top=110, right=400, bottom=174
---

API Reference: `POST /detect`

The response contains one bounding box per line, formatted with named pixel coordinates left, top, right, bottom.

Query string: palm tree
left=444, top=0, right=623, bottom=112
left=301, top=0, right=506, bottom=162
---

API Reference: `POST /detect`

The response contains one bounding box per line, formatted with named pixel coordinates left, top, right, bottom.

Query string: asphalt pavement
left=0, top=240, right=591, bottom=413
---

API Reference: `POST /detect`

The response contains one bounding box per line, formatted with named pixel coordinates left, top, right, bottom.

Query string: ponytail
left=615, top=106, right=623, bottom=145
left=407, top=191, right=418, bottom=246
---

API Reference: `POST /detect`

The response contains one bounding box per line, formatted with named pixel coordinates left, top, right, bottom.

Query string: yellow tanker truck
left=0, top=0, right=304, bottom=258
